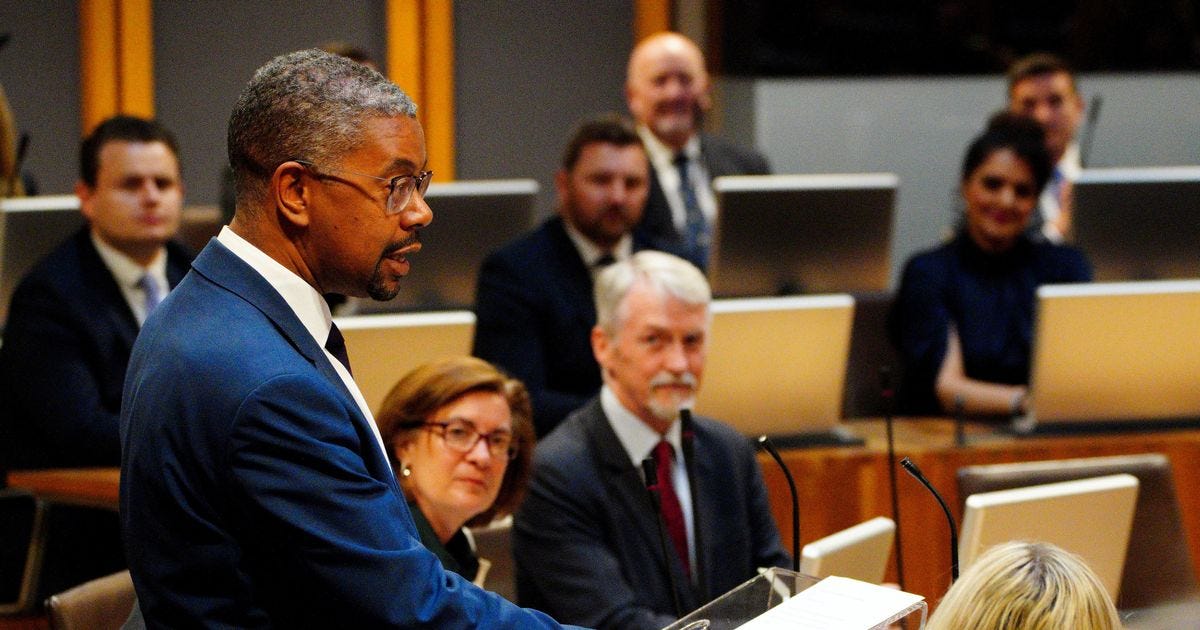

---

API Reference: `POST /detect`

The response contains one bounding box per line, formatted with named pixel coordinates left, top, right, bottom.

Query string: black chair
left=0, top=488, right=48, bottom=615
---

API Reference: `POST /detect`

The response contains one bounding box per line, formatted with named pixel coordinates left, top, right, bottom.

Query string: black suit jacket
left=635, top=132, right=771, bottom=269
left=512, top=397, right=791, bottom=629
left=472, top=217, right=661, bottom=436
left=0, top=228, right=192, bottom=469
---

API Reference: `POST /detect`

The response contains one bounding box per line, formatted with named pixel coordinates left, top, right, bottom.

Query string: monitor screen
left=1072, top=166, right=1200, bottom=282
left=696, top=294, right=854, bottom=438
left=1024, top=280, right=1200, bottom=429
left=710, top=174, right=897, bottom=298
left=350, top=179, right=540, bottom=313
left=959, top=474, right=1139, bottom=600
left=0, top=195, right=86, bottom=327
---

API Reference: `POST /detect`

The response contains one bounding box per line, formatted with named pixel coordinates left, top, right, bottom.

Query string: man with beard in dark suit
left=473, top=115, right=661, bottom=436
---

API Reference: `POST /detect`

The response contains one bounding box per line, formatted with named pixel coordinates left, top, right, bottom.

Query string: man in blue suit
left=120, top=49, right=573, bottom=628
left=513, top=251, right=790, bottom=629
left=0, top=116, right=192, bottom=470
left=473, top=115, right=660, bottom=436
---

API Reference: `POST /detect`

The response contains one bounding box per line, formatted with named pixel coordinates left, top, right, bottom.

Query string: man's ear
left=591, top=325, right=610, bottom=369
left=272, top=161, right=312, bottom=228
left=75, top=180, right=95, bottom=222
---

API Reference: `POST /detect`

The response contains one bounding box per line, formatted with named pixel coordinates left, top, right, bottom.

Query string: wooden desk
left=6, top=468, right=120, bottom=510
left=757, top=418, right=1200, bottom=604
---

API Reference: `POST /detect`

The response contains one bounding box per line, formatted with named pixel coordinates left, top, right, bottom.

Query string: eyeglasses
left=410, top=419, right=517, bottom=460
left=294, top=159, right=432, bottom=216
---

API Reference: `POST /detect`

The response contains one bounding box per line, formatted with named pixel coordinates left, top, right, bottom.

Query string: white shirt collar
left=89, top=230, right=168, bottom=326
left=215, top=226, right=390, bottom=466
left=216, top=226, right=332, bottom=346
left=638, top=125, right=701, bottom=167
left=562, top=219, right=634, bottom=270
left=600, top=385, right=682, bottom=469
left=1058, top=142, right=1082, bottom=179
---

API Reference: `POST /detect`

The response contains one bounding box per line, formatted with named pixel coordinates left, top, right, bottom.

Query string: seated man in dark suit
left=513, top=250, right=791, bottom=629
left=0, top=115, right=192, bottom=469
left=625, top=32, right=770, bottom=268
left=473, top=114, right=658, bottom=436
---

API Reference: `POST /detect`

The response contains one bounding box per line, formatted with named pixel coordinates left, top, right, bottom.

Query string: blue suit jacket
left=473, top=216, right=663, bottom=437
left=0, top=228, right=192, bottom=469
left=120, top=239, right=569, bottom=628
left=635, top=133, right=770, bottom=270
left=512, top=398, right=791, bottom=629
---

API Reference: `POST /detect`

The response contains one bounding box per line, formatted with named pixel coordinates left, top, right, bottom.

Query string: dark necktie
left=325, top=323, right=353, bottom=375
left=138, top=273, right=164, bottom=316
left=652, top=440, right=690, bottom=577
left=674, top=152, right=709, bottom=267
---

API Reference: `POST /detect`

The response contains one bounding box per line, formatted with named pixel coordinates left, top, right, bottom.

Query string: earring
left=401, top=464, right=412, bottom=478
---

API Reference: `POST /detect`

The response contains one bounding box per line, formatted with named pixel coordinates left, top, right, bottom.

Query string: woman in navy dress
left=891, top=115, right=1092, bottom=417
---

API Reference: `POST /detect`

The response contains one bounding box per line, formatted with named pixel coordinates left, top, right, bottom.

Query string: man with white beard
left=512, top=250, right=790, bottom=630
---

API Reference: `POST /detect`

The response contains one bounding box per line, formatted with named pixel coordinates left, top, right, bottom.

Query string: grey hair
left=594, top=250, right=711, bottom=337
left=226, top=48, right=417, bottom=211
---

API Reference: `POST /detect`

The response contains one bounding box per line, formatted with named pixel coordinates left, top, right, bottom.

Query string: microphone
left=1079, top=94, right=1103, bottom=168
left=900, top=457, right=959, bottom=581
left=678, top=409, right=707, bottom=598
left=756, top=435, right=799, bottom=573
left=880, top=366, right=906, bottom=591
left=642, top=457, right=684, bottom=618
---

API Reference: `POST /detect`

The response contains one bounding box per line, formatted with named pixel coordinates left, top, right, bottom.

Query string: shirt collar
left=216, top=226, right=333, bottom=347
left=637, top=125, right=701, bottom=169
left=600, top=385, right=682, bottom=469
left=89, top=230, right=167, bottom=289
left=562, top=220, right=633, bottom=268
left=1058, top=142, right=1082, bottom=179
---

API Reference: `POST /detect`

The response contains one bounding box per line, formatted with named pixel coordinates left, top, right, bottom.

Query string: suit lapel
left=190, top=240, right=354, bottom=404
left=545, top=218, right=597, bottom=328
left=75, top=232, right=139, bottom=349
left=582, top=400, right=700, bottom=610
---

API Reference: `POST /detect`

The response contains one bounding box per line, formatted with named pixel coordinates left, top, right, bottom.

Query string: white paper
left=738, top=576, right=924, bottom=629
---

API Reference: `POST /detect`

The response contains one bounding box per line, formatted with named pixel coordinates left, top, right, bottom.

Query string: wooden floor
left=757, top=418, right=1200, bottom=605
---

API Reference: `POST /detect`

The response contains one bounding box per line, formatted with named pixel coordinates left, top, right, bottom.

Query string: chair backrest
left=469, top=517, right=516, bottom=603
left=957, top=453, right=1199, bottom=610
left=45, top=570, right=135, bottom=630
left=0, top=489, right=48, bottom=615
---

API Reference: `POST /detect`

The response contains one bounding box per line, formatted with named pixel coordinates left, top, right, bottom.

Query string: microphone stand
left=880, top=366, right=906, bottom=592
left=954, top=394, right=967, bottom=448
left=679, top=409, right=707, bottom=600
left=642, top=457, right=685, bottom=619
left=757, top=436, right=799, bottom=573
left=900, top=457, right=959, bottom=581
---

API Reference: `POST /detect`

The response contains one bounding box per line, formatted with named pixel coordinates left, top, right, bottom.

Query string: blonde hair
left=927, top=541, right=1122, bottom=630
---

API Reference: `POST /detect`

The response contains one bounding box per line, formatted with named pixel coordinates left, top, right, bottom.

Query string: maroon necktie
left=652, top=440, right=690, bottom=577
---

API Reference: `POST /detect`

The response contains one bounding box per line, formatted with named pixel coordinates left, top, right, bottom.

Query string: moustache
left=649, top=372, right=698, bottom=392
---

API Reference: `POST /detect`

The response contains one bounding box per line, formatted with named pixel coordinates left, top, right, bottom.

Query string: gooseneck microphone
left=642, top=457, right=685, bottom=619
left=1080, top=94, right=1103, bottom=168
left=756, top=435, right=799, bottom=573
left=679, top=409, right=707, bottom=599
left=900, top=457, right=959, bottom=582
left=880, top=366, right=906, bottom=591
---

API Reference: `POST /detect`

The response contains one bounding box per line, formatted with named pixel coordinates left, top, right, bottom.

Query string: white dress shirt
left=638, top=126, right=718, bottom=233
left=216, top=226, right=389, bottom=465
left=600, top=385, right=696, bottom=571
left=90, top=231, right=169, bottom=327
